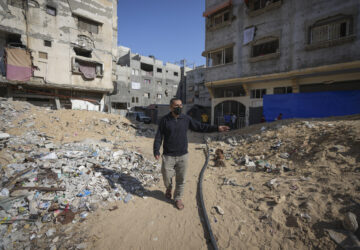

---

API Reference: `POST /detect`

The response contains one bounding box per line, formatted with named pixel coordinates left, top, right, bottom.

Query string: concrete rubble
left=0, top=98, right=160, bottom=249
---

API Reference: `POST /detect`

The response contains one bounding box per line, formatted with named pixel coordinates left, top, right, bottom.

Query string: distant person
left=153, top=98, right=229, bottom=210
left=231, top=113, right=237, bottom=129
left=276, top=113, right=283, bottom=121
left=201, top=113, right=209, bottom=123
left=260, top=115, right=266, bottom=123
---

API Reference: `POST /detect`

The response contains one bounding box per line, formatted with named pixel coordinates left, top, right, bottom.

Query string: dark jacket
left=153, top=113, right=218, bottom=157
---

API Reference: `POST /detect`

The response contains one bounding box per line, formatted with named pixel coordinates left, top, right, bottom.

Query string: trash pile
left=0, top=131, right=161, bottom=249
left=206, top=118, right=360, bottom=249
left=0, top=99, right=161, bottom=249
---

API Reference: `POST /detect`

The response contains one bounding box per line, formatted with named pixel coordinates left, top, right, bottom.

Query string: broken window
left=252, top=39, right=279, bottom=57
left=44, top=40, right=52, bottom=47
left=74, top=47, right=92, bottom=58
left=253, top=0, right=281, bottom=11
left=144, top=93, right=150, bottom=99
left=157, top=68, right=162, bottom=73
left=46, top=5, right=56, bottom=16
left=39, top=52, right=48, bottom=59
left=8, top=0, right=25, bottom=9
left=174, top=72, right=179, bottom=76
left=207, top=8, right=231, bottom=29
left=157, top=81, right=162, bottom=85
left=111, top=102, right=127, bottom=110
left=141, top=63, right=153, bottom=76
left=250, top=89, right=267, bottom=99
left=6, top=34, right=23, bottom=48
left=72, top=58, right=103, bottom=79
left=78, top=16, right=100, bottom=34
left=207, top=46, right=234, bottom=67
left=310, top=15, right=353, bottom=44
left=274, top=86, right=292, bottom=94
left=157, top=94, right=162, bottom=99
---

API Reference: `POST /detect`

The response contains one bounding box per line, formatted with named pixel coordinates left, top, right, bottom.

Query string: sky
left=117, top=0, right=205, bottom=67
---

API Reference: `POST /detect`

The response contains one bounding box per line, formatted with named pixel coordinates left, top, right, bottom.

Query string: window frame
left=206, top=45, right=234, bottom=67
left=207, top=7, right=232, bottom=30
left=250, top=88, right=267, bottom=99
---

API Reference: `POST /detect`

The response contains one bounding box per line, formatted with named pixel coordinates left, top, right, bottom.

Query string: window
left=39, top=52, right=48, bottom=59
left=144, top=79, right=151, bottom=84
left=46, top=6, right=56, bottom=16
left=253, top=0, right=281, bottom=11
left=274, top=87, right=292, bottom=94
left=252, top=39, right=279, bottom=57
left=132, top=69, right=135, bottom=75
left=250, top=89, right=267, bottom=99
left=78, top=16, right=100, bottom=34
left=144, top=93, right=150, bottom=98
left=207, top=46, right=234, bottom=67
left=8, top=0, right=24, bottom=9
left=132, top=97, right=135, bottom=103
left=174, top=72, right=179, bottom=76
left=72, top=58, right=103, bottom=78
left=207, top=9, right=231, bottom=29
left=157, top=94, right=162, bottom=99
left=111, top=102, right=127, bottom=110
left=157, top=68, right=162, bottom=73
left=310, top=16, right=353, bottom=44
left=44, top=40, right=52, bottom=47
left=157, top=81, right=162, bottom=85
left=136, top=97, right=139, bottom=103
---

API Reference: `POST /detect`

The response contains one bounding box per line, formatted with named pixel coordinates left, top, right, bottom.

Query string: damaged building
left=185, top=66, right=212, bottom=122
left=107, top=46, right=182, bottom=114
left=203, top=0, right=360, bottom=127
left=0, top=0, right=118, bottom=110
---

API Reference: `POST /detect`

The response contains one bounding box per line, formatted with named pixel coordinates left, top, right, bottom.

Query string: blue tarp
left=263, top=90, right=360, bottom=121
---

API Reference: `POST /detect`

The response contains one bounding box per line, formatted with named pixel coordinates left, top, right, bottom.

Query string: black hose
left=198, top=142, right=218, bottom=250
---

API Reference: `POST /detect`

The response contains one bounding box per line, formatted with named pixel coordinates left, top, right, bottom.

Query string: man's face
left=170, top=100, right=183, bottom=112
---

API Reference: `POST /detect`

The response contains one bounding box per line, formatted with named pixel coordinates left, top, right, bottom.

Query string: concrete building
left=203, top=0, right=360, bottom=127
left=108, top=46, right=182, bottom=115
left=185, top=66, right=212, bottom=121
left=0, top=0, right=118, bottom=110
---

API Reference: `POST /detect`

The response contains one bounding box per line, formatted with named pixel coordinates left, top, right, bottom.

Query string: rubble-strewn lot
left=0, top=98, right=159, bottom=249
left=205, top=117, right=360, bottom=249
left=1, top=97, right=359, bottom=250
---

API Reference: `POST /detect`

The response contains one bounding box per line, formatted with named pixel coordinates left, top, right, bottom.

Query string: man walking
left=153, top=98, right=229, bottom=210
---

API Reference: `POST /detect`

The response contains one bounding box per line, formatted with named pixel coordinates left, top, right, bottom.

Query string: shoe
left=175, top=200, right=184, bottom=210
left=165, top=188, right=172, bottom=199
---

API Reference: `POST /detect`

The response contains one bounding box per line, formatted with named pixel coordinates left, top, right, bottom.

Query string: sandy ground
left=1, top=100, right=360, bottom=250
left=204, top=117, right=360, bottom=250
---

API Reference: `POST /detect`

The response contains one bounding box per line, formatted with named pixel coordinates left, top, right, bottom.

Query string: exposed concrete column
left=211, top=98, right=215, bottom=125
left=291, top=78, right=300, bottom=93
left=7, top=86, right=13, bottom=101
left=54, top=89, right=61, bottom=110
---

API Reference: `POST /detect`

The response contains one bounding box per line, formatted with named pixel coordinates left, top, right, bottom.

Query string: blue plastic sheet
left=263, top=90, right=360, bottom=121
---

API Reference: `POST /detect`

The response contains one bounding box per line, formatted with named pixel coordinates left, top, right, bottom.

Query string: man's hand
left=155, top=155, right=160, bottom=160
left=218, top=126, right=230, bottom=132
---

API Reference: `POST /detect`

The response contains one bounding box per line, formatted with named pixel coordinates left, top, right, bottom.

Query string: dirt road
left=84, top=136, right=210, bottom=250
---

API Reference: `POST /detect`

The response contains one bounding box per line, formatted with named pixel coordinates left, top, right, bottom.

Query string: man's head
left=170, top=98, right=183, bottom=116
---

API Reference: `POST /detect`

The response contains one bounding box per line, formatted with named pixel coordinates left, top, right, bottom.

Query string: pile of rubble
left=205, top=118, right=360, bottom=249
left=0, top=98, right=161, bottom=249
left=0, top=130, right=161, bottom=249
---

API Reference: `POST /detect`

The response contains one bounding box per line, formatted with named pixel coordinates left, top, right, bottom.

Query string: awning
left=203, top=0, right=232, bottom=17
